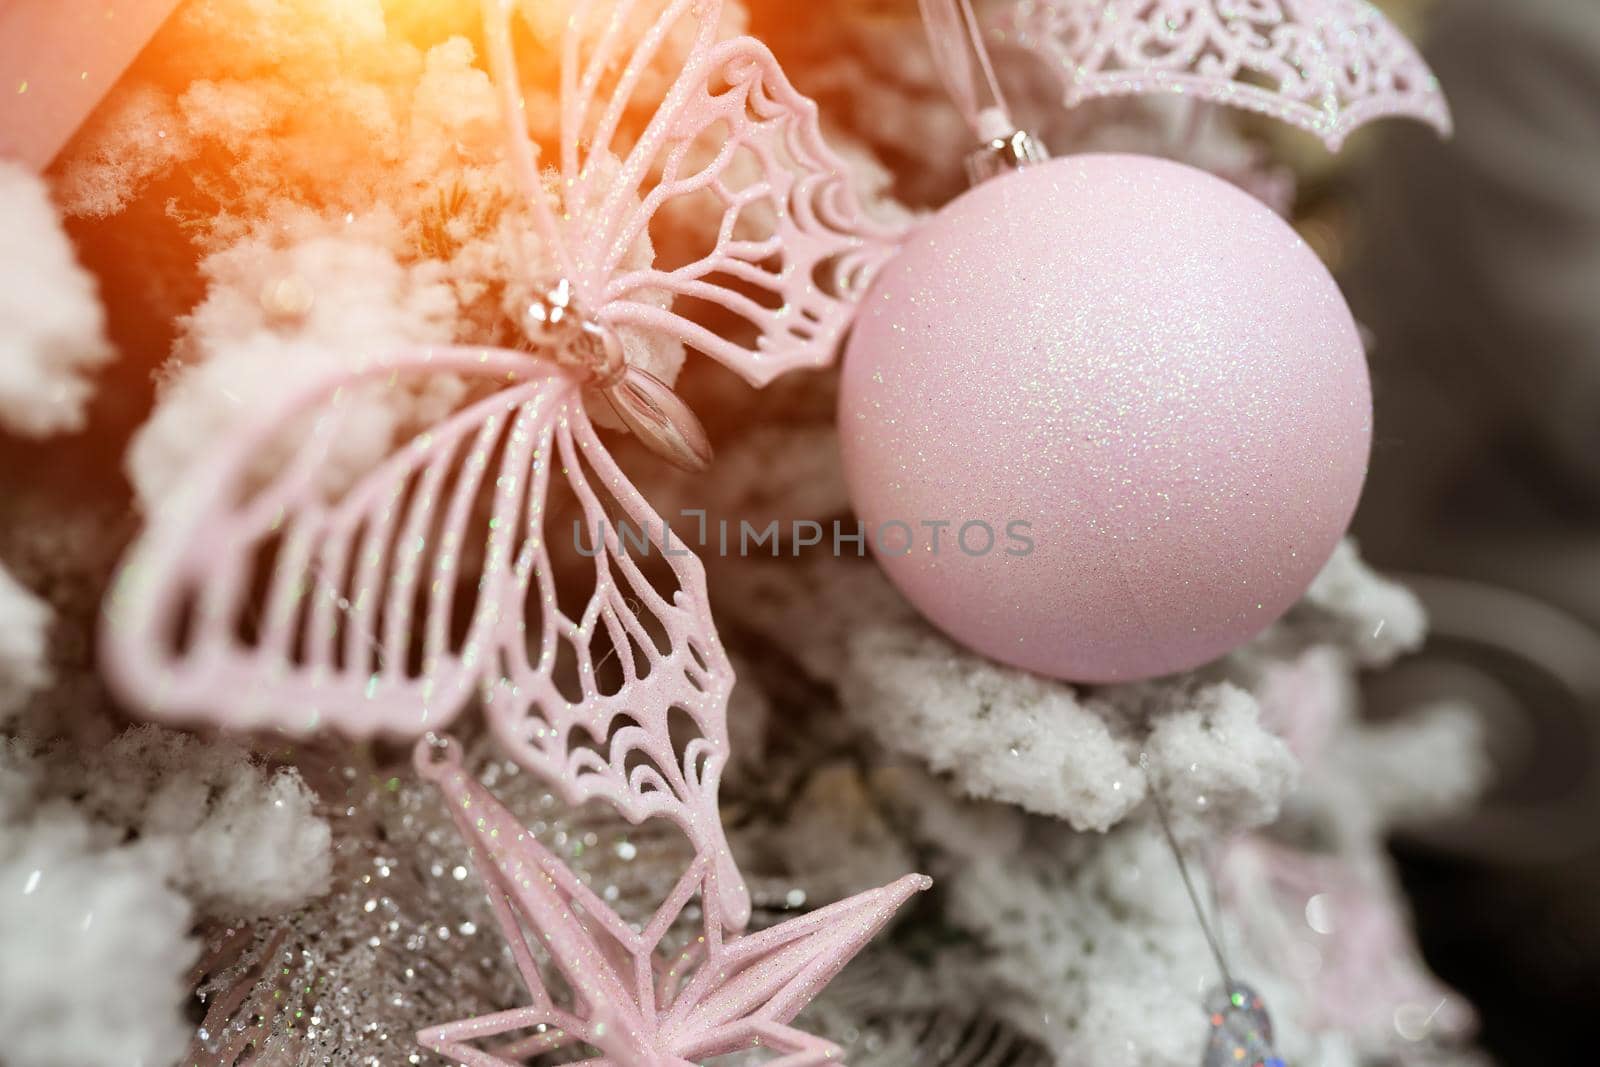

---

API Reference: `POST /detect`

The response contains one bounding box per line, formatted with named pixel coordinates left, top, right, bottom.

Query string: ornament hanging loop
left=916, top=0, right=1049, bottom=184
left=415, top=733, right=465, bottom=780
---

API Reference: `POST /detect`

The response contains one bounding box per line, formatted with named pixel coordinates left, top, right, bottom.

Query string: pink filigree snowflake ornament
left=101, top=0, right=923, bottom=1061
left=990, top=0, right=1452, bottom=150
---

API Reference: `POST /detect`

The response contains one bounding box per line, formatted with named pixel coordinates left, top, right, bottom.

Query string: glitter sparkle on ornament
left=840, top=153, right=1372, bottom=684
left=1203, top=983, right=1287, bottom=1067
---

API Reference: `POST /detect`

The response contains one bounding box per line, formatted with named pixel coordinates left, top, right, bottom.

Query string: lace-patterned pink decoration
left=414, top=739, right=930, bottom=1066
left=498, top=0, right=903, bottom=386
left=101, top=0, right=911, bottom=946
left=991, top=0, right=1452, bottom=150
left=103, top=349, right=759, bottom=920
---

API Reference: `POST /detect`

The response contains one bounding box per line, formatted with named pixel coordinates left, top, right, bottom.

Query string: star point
left=415, top=744, right=928, bottom=1067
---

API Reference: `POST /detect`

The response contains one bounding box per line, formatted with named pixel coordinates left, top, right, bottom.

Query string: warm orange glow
left=0, top=0, right=181, bottom=169
left=381, top=0, right=485, bottom=48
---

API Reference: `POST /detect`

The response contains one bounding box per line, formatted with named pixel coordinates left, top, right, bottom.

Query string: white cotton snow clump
left=0, top=567, right=51, bottom=727
left=1141, top=681, right=1300, bottom=838
left=844, top=623, right=1146, bottom=831
left=0, top=726, right=329, bottom=1066
left=0, top=162, right=112, bottom=438
left=1297, top=540, right=1428, bottom=665
left=126, top=224, right=466, bottom=508
left=66, top=726, right=333, bottom=917
left=844, top=621, right=1299, bottom=836
left=0, top=799, right=195, bottom=1067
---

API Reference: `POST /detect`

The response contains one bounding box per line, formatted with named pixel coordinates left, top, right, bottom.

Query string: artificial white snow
left=1142, top=682, right=1300, bottom=839
left=6, top=729, right=329, bottom=925
left=0, top=163, right=113, bottom=438
left=1299, top=540, right=1429, bottom=666
left=946, top=826, right=1234, bottom=1066
left=844, top=622, right=1147, bottom=831
left=826, top=542, right=1424, bottom=847
left=66, top=726, right=333, bottom=918
left=52, top=84, right=189, bottom=219
left=1254, top=647, right=1491, bottom=838
left=1324, top=703, right=1490, bottom=835
left=128, top=221, right=469, bottom=507
left=0, top=804, right=195, bottom=1067
left=0, top=566, right=51, bottom=726
left=58, top=0, right=486, bottom=229
left=843, top=623, right=1299, bottom=837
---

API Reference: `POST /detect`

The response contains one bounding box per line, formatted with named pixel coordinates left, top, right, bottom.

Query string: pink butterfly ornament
left=991, top=0, right=1452, bottom=150
left=101, top=0, right=922, bottom=1059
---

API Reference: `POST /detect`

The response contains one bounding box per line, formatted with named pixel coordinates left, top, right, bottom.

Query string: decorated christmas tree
left=0, top=1, right=1491, bottom=1065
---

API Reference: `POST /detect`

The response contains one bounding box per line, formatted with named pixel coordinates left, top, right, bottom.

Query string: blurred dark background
left=1346, top=0, right=1600, bottom=1061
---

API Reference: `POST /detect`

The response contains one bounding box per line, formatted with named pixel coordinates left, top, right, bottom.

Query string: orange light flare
left=379, top=0, right=563, bottom=114
left=380, top=0, right=489, bottom=48
left=0, top=0, right=184, bottom=170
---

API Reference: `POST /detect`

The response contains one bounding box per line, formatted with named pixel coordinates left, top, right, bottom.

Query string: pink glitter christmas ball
left=839, top=154, right=1372, bottom=684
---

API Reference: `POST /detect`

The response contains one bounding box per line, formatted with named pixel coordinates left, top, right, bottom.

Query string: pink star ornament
left=415, top=739, right=929, bottom=1067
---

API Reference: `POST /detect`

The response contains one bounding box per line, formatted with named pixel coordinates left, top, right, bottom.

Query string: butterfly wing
left=477, top=354, right=743, bottom=912
left=102, top=342, right=749, bottom=918
left=103, top=348, right=569, bottom=738
left=548, top=0, right=904, bottom=386
left=991, top=0, right=1451, bottom=151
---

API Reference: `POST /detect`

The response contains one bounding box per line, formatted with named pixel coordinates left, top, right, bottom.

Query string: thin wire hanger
left=1142, top=751, right=1237, bottom=988
left=916, top=0, right=1049, bottom=181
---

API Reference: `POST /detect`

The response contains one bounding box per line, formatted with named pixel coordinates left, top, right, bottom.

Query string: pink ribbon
left=0, top=0, right=181, bottom=169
